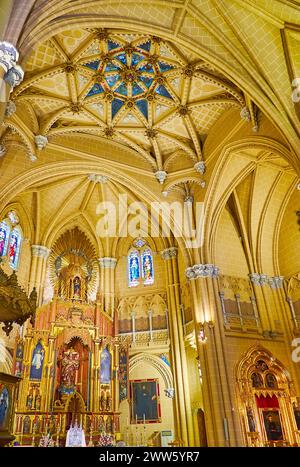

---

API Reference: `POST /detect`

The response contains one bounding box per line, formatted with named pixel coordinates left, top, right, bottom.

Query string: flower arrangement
left=98, top=432, right=114, bottom=447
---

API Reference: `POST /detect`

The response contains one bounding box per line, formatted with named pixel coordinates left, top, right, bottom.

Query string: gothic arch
left=129, top=353, right=173, bottom=389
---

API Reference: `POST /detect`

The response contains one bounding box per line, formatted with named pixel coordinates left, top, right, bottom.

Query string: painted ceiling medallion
left=82, top=36, right=176, bottom=119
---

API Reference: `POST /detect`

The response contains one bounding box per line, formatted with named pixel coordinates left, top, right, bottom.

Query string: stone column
left=98, top=257, right=117, bottom=315
left=161, top=247, right=195, bottom=446
left=186, top=263, right=243, bottom=446
left=29, top=244, right=51, bottom=306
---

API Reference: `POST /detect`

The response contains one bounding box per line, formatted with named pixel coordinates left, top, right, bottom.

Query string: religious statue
left=0, top=388, right=9, bottom=429
left=106, top=393, right=112, bottom=411
left=73, top=277, right=81, bottom=299
left=100, top=392, right=106, bottom=411
left=246, top=407, right=256, bottom=432
left=26, top=392, right=33, bottom=409
left=30, top=343, right=45, bottom=380
left=35, top=394, right=41, bottom=411
left=60, top=348, right=80, bottom=392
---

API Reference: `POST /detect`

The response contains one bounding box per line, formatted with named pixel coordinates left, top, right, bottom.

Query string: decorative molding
left=35, top=135, right=48, bottom=150
left=129, top=353, right=173, bottom=389
left=194, top=161, right=206, bottom=174
left=4, top=65, right=24, bottom=89
left=186, top=264, right=219, bottom=279
left=88, top=174, right=109, bottom=183
left=5, top=100, right=16, bottom=118
left=31, top=245, right=51, bottom=259
left=155, top=170, right=167, bottom=184
left=160, top=247, right=178, bottom=260
left=240, top=106, right=251, bottom=122
left=98, top=257, right=117, bottom=269
left=184, top=195, right=194, bottom=203
left=28, top=153, right=37, bottom=162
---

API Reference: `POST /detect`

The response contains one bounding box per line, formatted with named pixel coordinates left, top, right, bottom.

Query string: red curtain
left=255, top=394, right=279, bottom=408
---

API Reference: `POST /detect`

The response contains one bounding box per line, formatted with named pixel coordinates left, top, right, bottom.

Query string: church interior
left=0, top=0, right=300, bottom=448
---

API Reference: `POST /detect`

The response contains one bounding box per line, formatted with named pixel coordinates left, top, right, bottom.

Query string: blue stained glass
left=84, top=60, right=100, bottom=70
left=115, top=82, right=128, bottom=96
left=138, top=63, right=154, bottom=73
left=131, top=53, right=144, bottom=66
left=105, top=74, right=120, bottom=87
left=108, top=40, right=120, bottom=51
left=132, top=82, right=144, bottom=96
left=139, top=76, right=153, bottom=89
left=9, top=227, right=22, bottom=270
left=112, top=98, right=124, bottom=118
left=116, top=53, right=127, bottom=65
left=87, top=83, right=104, bottom=97
left=105, top=62, right=120, bottom=72
left=0, top=220, right=10, bottom=257
left=156, top=84, right=172, bottom=99
left=139, top=40, right=151, bottom=52
left=158, top=61, right=174, bottom=72
left=128, top=250, right=140, bottom=287
left=136, top=99, right=148, bottom=119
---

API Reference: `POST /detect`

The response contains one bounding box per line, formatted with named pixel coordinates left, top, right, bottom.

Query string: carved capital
left=194, top=161, right=206, bottom=175
left=155, top=170, right=167, bottom=184
left=98, top=257, right=117, bottom=269
left=268, top=275, right=284, bottom=289
left=35, top=135, right=48, bottom=150
left=0, top=41, right=18, bottom=73
left=31, top=245, right=51, bottom=259
left=186, top=263, right=219, bottom=279
left=160, top=247, right=178, bottom=260
left=4, top=64, right=24, bottom=89
left=88, top=174, right=109, bottom=183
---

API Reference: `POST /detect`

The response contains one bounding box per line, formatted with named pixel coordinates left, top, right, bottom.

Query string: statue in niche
left=60, top=347, right=80, bottom=391
left=106, top=393, right=112, bottom=411
left=26, top=392, right=33, bottom=409
left=246, top=407, right=256, bottom=432
left=73, top=276, right=81, bottom=299
left=100, top=392, right=106, bottom=411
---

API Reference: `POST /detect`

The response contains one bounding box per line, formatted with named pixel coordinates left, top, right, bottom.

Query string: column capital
left=31, top=245, right=51, bottom=259
left=249, top=273, right=284, bottom=288
left=4, top=64, right=24, bottom=89
left=268, top=275, right=284, bottom=289
left=185, top=263, right=219, bottom=280
left=35, top=135, right=48, bottom=150
left=164, top=388, right=175, bottom=399
left=0, top=41, right=18, bottom=73
left=160, top=247, right=178, bottom=260
left=98, top=257, right=117, bottom=269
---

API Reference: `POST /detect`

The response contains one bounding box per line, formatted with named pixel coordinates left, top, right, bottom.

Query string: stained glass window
left=141, top=248, right=154, bottom=285
left=8, top=227, right=22, bottom=270
left=128, top=249, right=140, bottom=287
left=0, top=221, right=10, bottom=257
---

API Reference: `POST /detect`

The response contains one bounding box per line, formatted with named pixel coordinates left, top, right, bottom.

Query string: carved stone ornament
left=186, top=263, right=219, bottom=279
left=160, top=247, right=178, bottom=260
left=31, top=245, right=51, bottom=259
left=99, top=257, right=117, bottom=269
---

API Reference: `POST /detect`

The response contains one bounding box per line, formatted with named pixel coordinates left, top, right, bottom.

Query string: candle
left=136, top=414, right=137, bottom=424
left=143, top=413, right=145, bottom=425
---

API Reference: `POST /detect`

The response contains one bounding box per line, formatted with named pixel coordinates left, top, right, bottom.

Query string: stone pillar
left=161, top=247, right=195, bottom=446
left=248, top=273, right=274, bottom=332
left=29, top=244, right=51, bottom=306
left=186, top=263, right=242, bottom=446
left=98, top=257, right=117, bottom=315
left=0, top=41, right=23, bottom=127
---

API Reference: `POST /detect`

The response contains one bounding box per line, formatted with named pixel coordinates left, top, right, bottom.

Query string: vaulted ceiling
left=6, top=28, right=251, bottom=171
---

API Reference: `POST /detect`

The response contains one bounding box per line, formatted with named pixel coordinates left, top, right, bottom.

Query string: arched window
left=8, top=226, right=22, bottom=270
left=0, top=220, right=10, bottom=257
left=0, top=210, right=23, bottom=270
left=141, top=247, right=154, bottom=285
left=127, top=241, right=155, bottom=288
left=128, top=249, right=140, bottom=287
